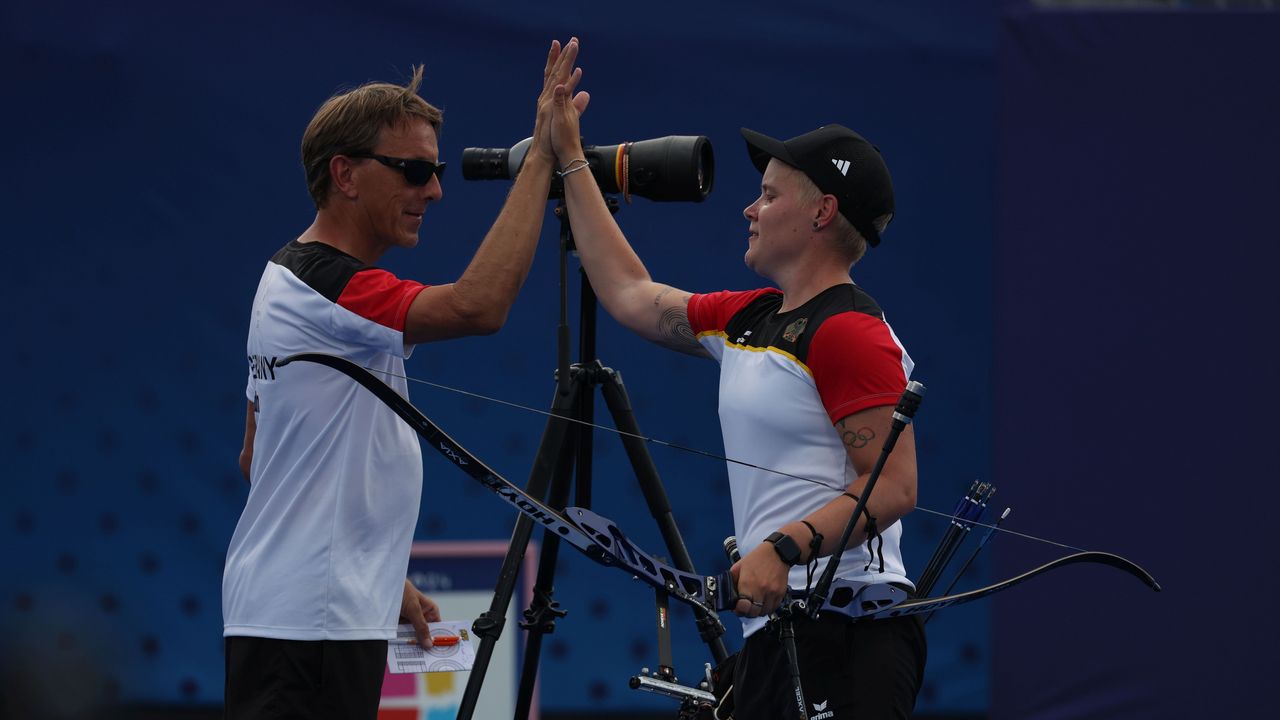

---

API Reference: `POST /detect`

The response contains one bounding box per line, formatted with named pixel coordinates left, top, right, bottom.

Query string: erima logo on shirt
left=812, top=699, right=834, bottom=720
left=832, top=158, right=850, bottom=175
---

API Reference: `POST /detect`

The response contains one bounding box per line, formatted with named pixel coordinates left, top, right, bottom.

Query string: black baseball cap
left=740, top=124, right=894, bottom=247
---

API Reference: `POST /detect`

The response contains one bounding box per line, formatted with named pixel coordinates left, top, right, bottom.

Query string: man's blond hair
left=301, top=65, right=443, bottom=209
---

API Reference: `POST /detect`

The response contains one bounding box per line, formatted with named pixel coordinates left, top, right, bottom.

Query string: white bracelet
left=557, top=158, right=590, bottom=177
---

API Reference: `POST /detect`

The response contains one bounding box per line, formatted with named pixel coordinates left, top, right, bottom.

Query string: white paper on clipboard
left=386, top=621, right=476, bottom=674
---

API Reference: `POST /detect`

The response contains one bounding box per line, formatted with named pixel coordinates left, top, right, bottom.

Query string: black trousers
left=224, top=636, right=388, bottom=720
left=732, top=614, right=926, bottom=720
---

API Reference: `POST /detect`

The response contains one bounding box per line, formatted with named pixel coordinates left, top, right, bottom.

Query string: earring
left=812, top=221, right=820, bottom=229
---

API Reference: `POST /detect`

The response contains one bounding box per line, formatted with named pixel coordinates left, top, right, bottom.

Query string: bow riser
left=564, top=506, right=729, bottom=610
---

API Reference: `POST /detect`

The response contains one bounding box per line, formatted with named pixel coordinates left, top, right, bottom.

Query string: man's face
left=352, top=118, right=443, bottom=250
left=742, top=159, right=813, bottom=279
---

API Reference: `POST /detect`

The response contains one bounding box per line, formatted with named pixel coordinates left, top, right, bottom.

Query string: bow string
left=353, top=362, right=1147, bottom=559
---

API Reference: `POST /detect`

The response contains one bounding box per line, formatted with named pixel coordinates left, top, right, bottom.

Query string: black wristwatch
left=764, top=531, right=802, bottom=566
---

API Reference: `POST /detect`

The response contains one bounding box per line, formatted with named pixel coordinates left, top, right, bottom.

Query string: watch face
left=768, top=532, right=802, bottom=565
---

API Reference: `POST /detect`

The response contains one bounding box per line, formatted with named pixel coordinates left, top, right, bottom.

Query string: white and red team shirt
left=224, top=240, right=428, bottom=641
left=687, top=283, right=915, bottom=638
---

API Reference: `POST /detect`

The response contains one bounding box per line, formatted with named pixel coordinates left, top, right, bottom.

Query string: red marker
left=431, top=635, right=460, bottom=646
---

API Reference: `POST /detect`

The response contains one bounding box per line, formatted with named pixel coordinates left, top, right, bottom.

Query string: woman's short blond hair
left=793, top=168, right=889, bottom=266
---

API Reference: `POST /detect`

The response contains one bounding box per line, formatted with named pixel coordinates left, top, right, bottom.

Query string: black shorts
left=731, top=613, right=926, bottom=720
left=224, top=636, right=388, bottom=720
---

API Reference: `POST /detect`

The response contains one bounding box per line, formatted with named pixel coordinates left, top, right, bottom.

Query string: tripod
left=457, top=199, right=729, bottom=720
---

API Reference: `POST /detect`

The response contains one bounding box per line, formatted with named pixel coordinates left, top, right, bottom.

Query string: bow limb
left=864, top=551, right=1161, bottom=621
left=275, top=353, right=557, bottom=518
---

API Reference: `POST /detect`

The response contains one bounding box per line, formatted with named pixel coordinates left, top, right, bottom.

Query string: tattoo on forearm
left=838, top=420, right=875, bottom=449
left=653, top=287, right=673, bottom=305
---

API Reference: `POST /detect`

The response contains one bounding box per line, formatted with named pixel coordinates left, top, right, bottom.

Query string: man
left=545, top=83, right=926, bottom=717
left=224, top=40, right=589, bottom=719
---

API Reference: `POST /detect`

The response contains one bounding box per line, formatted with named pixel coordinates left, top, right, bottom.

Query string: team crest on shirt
left=782, top=318, right=809, bottom=342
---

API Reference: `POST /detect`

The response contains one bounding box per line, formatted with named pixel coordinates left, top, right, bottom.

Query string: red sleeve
left=687, top=288, right=781, bottom=334
left=806, top=312, right=910, bottom=424
left=336, top=268, right=428, bottom=332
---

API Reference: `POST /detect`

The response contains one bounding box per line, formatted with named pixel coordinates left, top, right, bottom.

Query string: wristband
left=557, top=158, right=590, bottom=177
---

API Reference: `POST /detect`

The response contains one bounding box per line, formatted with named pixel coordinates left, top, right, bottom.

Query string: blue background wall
left=991, top=7, right=1279, bottom=718
left=1, top=1, right=1273, bottom=718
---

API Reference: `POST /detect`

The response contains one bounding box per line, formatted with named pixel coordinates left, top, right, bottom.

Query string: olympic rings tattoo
left=838, top=420, right=876, bottom=450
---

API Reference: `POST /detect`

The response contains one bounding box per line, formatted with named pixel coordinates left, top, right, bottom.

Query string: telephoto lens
left=589, top=136, right=714, bottom=202
left=461, top=137, right=534, bottom=181
left=462, top=135, right=714, bottom=202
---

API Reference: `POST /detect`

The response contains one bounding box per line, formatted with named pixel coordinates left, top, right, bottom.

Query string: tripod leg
left=457, top=380, right=582, bottom=720
left=597, top=367, right=729, bottom=664
left=511, top=417, right=580, bottom=720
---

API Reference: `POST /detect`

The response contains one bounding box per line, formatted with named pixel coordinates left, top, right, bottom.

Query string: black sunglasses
left=349, top=153, right=446, bottom=186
